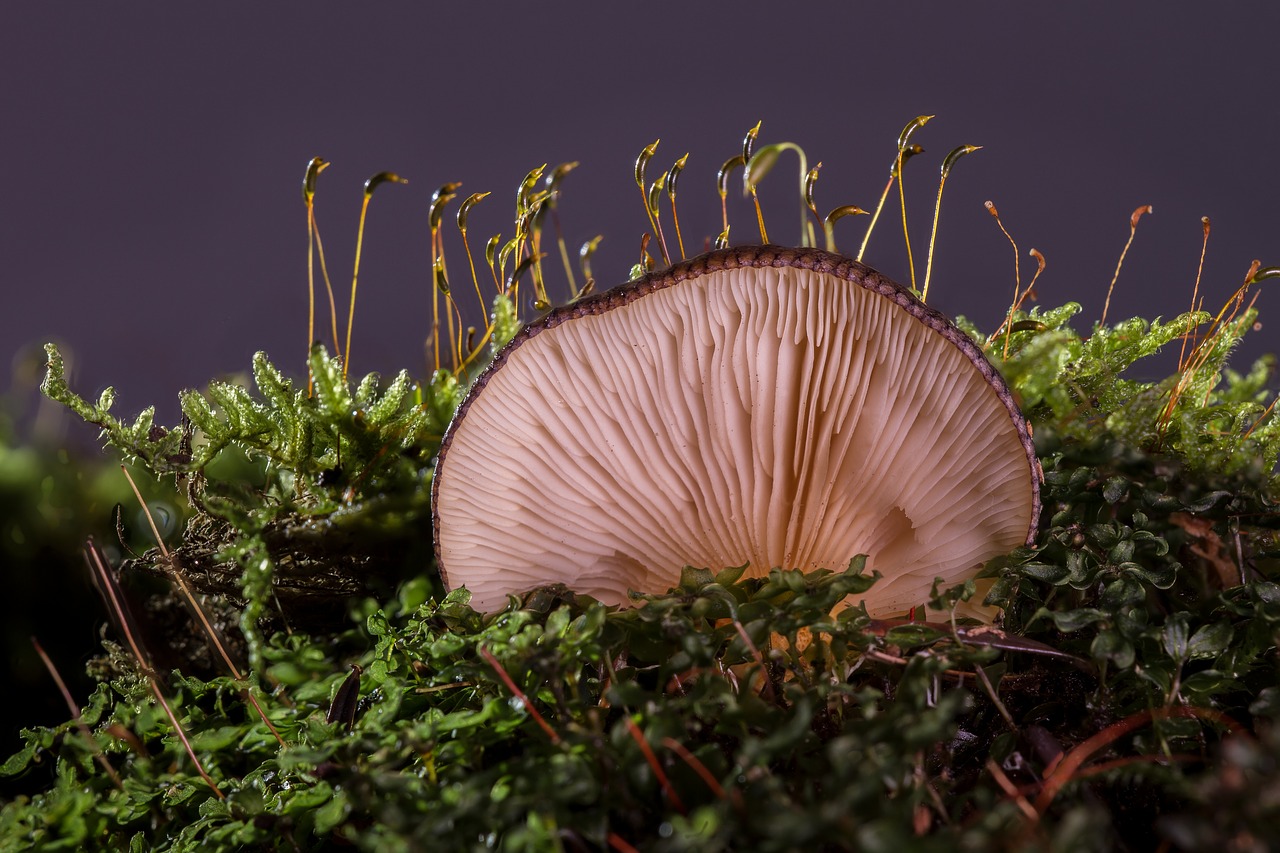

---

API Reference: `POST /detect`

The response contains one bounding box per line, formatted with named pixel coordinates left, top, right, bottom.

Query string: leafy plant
left=3, top=123, right=1279, bottom=850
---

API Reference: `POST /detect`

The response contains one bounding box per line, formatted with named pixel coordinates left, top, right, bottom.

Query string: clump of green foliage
left=0, top=381, right=182, bottom=776
left=3, top=125, right=1280, bottom=850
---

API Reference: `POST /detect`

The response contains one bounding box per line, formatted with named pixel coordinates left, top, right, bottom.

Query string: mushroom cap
left=432, top=245, right=1040, bottom=615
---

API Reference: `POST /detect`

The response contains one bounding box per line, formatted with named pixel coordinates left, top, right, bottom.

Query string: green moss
left=5, top=130, right=1280, bottom=849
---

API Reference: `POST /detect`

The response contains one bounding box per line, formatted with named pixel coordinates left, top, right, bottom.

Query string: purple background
left=2, top=3, right=1278, bottom=428
left=0, top=1, right=1278, bottom=782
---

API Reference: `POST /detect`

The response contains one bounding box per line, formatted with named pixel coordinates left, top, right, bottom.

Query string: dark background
left=1, top=2, right=1277, bottom=776
left=4, top=3, right=1278, bottom=429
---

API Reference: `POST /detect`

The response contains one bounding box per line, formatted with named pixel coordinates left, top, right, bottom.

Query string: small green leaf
left=252, top=351, right=293, bottom=411
left=366, top=370, right=411, bottom=425
left=1186, top=622, right=1233, bottom=660
left=1038, top=607, right=1109, bottom=632
left=313, top=788, right=350, bottom=834
left=1250, top=686, right=1280, bottom=717
left=180, top=389, right=228, bottom=443
left=715, top=564, right=749, bottom=587
left=882, top=624, right=944, bottom=647
left=1102, top=476, right=1129, bottom=503
left=1021, top=562, right=1072, bottom=585
left=678, top=566, right=715, bottom=592
left=1124, top=562, right=1178, bottom=590
left=1091, top=629, right=1135, bottom=669
left=0, top=739, right=37, bottom=777
left=1181, top=670, right=1235, bottom=695
left=1162, top=612, right=1191, bottom=660
left=1102, top=573, right=1148, bottom=608
left=309, top=345, right=352, bottom=415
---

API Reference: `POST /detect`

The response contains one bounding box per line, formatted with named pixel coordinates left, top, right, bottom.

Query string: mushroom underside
left=434, top=253, right=1036, bottom=617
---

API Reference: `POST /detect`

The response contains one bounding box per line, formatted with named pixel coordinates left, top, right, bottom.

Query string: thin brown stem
left=626, top=717, right=686, bottom=814
left=479, top=646, right=561, bottom=744
left=1101, top=205, right=1153, bottom=327
left=1177, top=217, right=1211, bottom=371
left=32, top=637, right=124, bottom=790
left=898, top=150, right=917, bottom=291
left=120, top=466, right=286, bottom=746
left=84, top=540, right=225, bottom=798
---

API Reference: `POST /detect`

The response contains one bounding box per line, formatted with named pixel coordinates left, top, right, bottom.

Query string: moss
left=3, top=127, right=1279, bottom=850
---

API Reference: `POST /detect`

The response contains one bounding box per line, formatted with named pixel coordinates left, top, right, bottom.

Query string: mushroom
left=432, top=245, right=1040, bottom=616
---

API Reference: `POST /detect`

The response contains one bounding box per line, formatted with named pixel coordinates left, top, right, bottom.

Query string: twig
left=85, top=540, right=225, bottom=798
left=974, top=665, right=1017, bottom=732
left=120, top=466, right=286, bottom=745
left=1035, top=705, right=1241, bottom=814
left=1100, top=205, right=1153, bottom=327
left=661, top=736, right=740, bottom=810
left=31, top=637, right=124, bottom=790
left=479, top=646, right=561, bottom=744
left=732, top=619, right=776, bottom=702
left=627, top=718, right=686, bottom=815
left=607, top=833, right=640, bottom=853
left=986, top=758, right=1039, bottom=822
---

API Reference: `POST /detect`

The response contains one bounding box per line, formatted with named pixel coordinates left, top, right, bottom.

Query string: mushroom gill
left=432, top=245, right=1040, bottom=616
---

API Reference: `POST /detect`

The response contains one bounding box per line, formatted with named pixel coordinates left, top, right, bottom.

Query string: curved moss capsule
left=517, top=165, right=547, bottom=214
left=507, top=253, right=543, bottom=292
left=364, top=171, right=407, bottom=197
left=717, top=155, right=744, bottom=200
left=579, top=235, right=603, bottom=282
left=457, top=191, right=492, bottom=233
left=940, top=144, right=982, bottom=179
left=544, top=161, right=579, bottom=199
left=804, top=162, right=823, bottom=220
left=896, top=114, right=933, bottom=152
left=825, top=205, right=869, bottom=226
left=429, top=182, right=463, bottom=229
left=665, top=154, right=689, bottom=200
left=741, top=120, right=762, bottom=162
left=303, top=157, right=329, bottom=202
left=634, top=140, right=659, bottom=190
left=434, top=257, right=450, bottom=295
left=647, top=174, right=666, bottom=217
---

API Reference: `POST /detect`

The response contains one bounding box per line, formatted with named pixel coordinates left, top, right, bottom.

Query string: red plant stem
left=85, top=539, right=151, bottom=668
left=31, top=637, right=124, bottom=791
left=607, top=832, right=640, bottom=853
left=1074, top=752, right=1201, bottom=780
left=731, top=619, right=776, bottom=702
left=85, top=540, right=224, bottom=798
left=1035, top=705, right=1242, bottom=814
left=662, top=736, right=744, bottom=812
left=985, top=758, right=1038, bottom=822
left=479, top=646, right=561, bottom=744
left=626, top=718, right=686, bottom=815
left=150, top=680, right=225, bottom=799
left=120, top=467, right=286, bottom=746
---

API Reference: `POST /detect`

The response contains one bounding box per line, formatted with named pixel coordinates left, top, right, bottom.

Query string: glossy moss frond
left=18, top=133, right=1280, bottom=850
left=42, top=342, right=466, bottom=670
left=0, top=564, right=994, bottom=850
left=488, top=292, right=520, bottom=355
left=43, top=343, right=460, bottom=510
left=40, top=342, right=186, bottom=472
left=7, top=544, right=1280, bottom=849
left=968, top=304, right=1280, bottom=482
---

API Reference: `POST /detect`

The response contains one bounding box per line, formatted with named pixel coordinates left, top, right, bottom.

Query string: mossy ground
left=3, top=130, right=1279, bottom=850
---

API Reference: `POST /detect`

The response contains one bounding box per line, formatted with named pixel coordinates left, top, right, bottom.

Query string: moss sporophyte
left=7, top=120, right=1280, bottom=851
